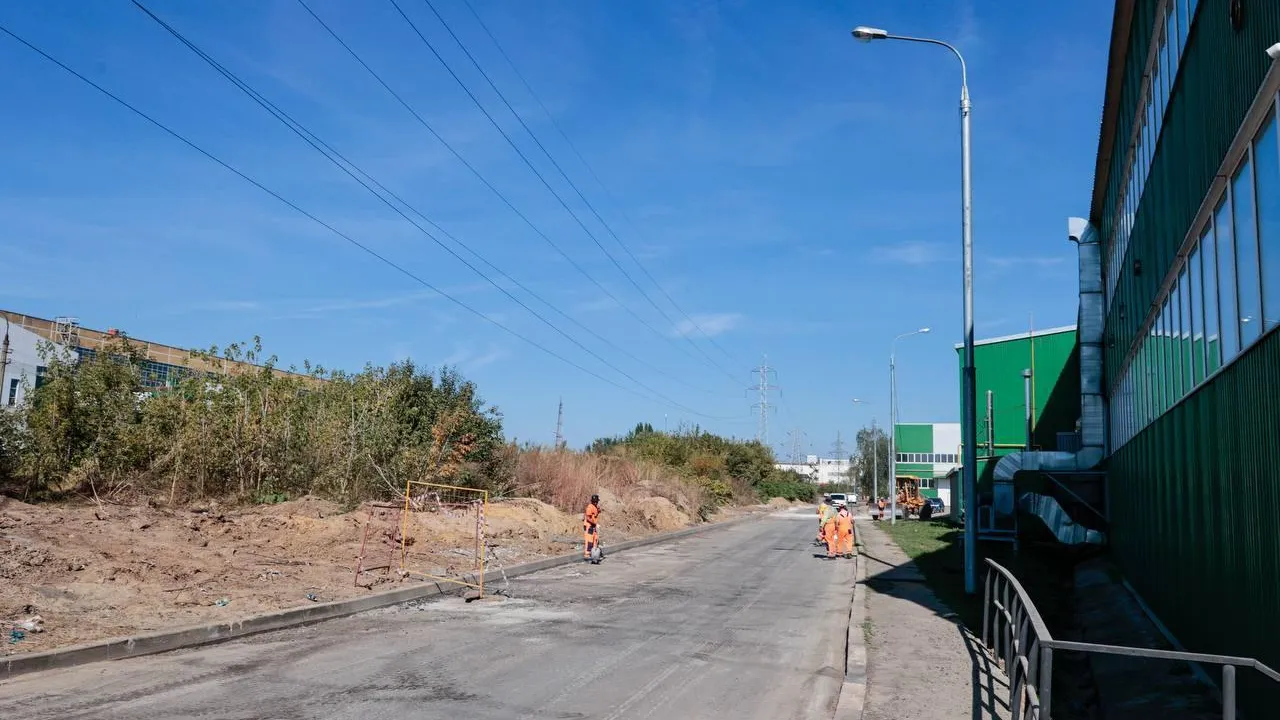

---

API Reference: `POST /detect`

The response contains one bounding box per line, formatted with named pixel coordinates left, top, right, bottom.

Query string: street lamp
left=851, top=25, right=978, bottom=593
left=889, top=328, right=930, bottom=525
left=852, top=399, right=874, bottom=505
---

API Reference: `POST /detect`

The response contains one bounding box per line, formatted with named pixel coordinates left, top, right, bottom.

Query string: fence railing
left=982, top=558, right=1280, bottom=719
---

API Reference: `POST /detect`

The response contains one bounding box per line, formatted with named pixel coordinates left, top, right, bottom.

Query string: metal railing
left=982, top=558, right=1280, bottom=719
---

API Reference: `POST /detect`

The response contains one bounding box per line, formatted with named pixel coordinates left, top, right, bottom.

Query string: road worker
left=583, top=494, right=601, bottom=563
left=836, top=505, right=855, bottom=559
left=875, top=497, right=886, bottom=522
left=816, top=500, right=836, bottom=545
left=823, top=506, right=840, bottom=559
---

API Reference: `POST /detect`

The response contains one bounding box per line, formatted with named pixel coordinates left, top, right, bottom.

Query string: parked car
left=925, top=497, right=945, bottom=514
left=827, top=492, right=848, bottom=507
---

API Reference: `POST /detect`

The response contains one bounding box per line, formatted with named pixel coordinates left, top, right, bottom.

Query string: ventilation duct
left=992, top=217, right=1107, bottom=513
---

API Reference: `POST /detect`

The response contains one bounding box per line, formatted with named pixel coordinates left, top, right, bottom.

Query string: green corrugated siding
left=1102, top=1, right=1280, bottom=714
left=1110, top=328, right=1280, bottom=711
left=1105, top=0, right=1280, bottom=386
left=895, top=424, right=934, bottom=452
left=957, top=329, right=1080, bottom=454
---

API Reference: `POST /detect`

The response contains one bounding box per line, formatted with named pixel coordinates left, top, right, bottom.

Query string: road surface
left=0, top=509, right=857, bottom=720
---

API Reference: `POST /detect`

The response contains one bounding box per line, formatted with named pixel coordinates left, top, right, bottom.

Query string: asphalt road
left=0, top=509, right=857, bottom=720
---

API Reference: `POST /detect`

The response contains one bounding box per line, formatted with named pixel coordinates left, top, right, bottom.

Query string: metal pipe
left=1040, top=646, right=1054, bottom=719
left=889, top=355, right=897, bottom=525
left=1223, top=664, right=1236, bottom=720
left=961, top=75, right=977, bottom=595
left=986, top=389, right=994, bottom=454
left=1023, top=369, right=1033, bottom=451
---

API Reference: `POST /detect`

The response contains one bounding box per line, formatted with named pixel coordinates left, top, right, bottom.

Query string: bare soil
left=1, top=494, right=759, bottom=656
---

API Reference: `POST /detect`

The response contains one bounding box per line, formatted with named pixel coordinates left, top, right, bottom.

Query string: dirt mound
left=633, top=496, right=690, bottom=531
left=767, top=497, right=793, bottom=508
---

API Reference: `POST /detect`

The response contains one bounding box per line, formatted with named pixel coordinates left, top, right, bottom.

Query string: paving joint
left=2, top=511, right=764, bottom=680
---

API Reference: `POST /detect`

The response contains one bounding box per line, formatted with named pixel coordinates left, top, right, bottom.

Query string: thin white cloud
left=873, top=241, right=946, bottom=265
left=196, top=300, right=262, bottom=312
left=574, top=296, right=620, bottom=313
left=987, top=256, right=1067, bottom=269
left=673, top=312, right=742, bottom=338
left=441, top=344, right=507, bottom=370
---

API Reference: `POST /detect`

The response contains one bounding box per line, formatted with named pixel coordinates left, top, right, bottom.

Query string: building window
left=920, top=478, right=935, bottom=489
left=1171, top=276, right=1184, bottom=400
left=1232, top=156, right=1263, bottom=346
left=1202, top=224, right=1222, bottom=373
left=6, top=378, right=17, bottom=406
left=1254, top=110, right=1280, bottom=332
left=34, top=366, right=47, bottom=389
left=1189, top=246, right=1205, bottom=385
left=1216, top=199, right=1241, bottom=361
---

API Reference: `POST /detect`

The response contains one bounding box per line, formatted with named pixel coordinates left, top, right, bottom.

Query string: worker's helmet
left=590, top=494, right=599, bottom=503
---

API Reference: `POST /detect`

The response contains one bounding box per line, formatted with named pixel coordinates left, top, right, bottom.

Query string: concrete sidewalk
left=856, top=519, right=1011, bottom=720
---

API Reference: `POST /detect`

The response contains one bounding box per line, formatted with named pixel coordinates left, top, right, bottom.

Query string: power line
left=0, top=21, right=736, bottom=421
left=429, top=0, right=741, bottom=367
left=132, top=1, right=723, bottom=402
left=292, top=0, right=738, bottom=391
left=385, top=0, right=742, bottom=384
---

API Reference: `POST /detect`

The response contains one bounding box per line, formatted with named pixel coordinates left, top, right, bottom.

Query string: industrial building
left=774, top=455, right=853, bottom=487
left=1090, top=0, right=1280, bottom=708
left=951, top=326, right=1083, bottom=523
left=958, top=1, right=1280, bottom=712
left=1, top=309, right=305, bottom=406
left=892, top=422, right=960, bottom=507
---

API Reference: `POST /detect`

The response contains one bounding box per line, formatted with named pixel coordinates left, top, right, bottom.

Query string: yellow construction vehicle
left=896, top=475, right=926, bottom=518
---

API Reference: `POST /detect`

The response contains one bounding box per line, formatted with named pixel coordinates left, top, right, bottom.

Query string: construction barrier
left=399, top=481, right=489, bottom=594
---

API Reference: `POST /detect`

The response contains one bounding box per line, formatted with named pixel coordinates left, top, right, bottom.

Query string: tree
left=854, top=424, right=891, bottom=501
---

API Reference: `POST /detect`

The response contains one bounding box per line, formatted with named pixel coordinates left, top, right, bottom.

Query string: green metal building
left=951, top=327, right=1081, bottom=519
left=893, top=422, right=960, bottom=507
left=1091, top=0, right=1280, bottom=709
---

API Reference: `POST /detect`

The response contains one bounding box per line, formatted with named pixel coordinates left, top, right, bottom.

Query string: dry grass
left=513, top=449, right=710, bottom=526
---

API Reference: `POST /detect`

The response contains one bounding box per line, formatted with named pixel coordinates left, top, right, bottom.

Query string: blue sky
left=0, top=0, right=1110, bottom=452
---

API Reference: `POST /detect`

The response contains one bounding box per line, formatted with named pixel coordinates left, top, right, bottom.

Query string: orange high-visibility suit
left=836, top=511, right=855, bottom=557
left=583, top=501, right=600, bottom=559
left=823, top=516, right=839, bottom=558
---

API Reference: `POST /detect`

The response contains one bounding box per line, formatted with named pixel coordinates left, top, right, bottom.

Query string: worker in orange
left=823, top=505, right=840, bottom=559
left=876, top=497, right=886, bottom=522
left=583, top=493, right=601, bottom=563
left=835, top=504, right=855, bottom=559
left=816, top=501, right=835, bottom=545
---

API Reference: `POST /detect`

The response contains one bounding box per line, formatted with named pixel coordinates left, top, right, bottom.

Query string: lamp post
left=889, top=328, right=931, bottom=525
left=852, top=25, right=978, bottom=593
left=852, top=398, right=872, bottom=504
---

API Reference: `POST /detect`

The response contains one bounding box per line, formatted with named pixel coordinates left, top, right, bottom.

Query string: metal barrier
left=982, top=558, right=1280, bottom=719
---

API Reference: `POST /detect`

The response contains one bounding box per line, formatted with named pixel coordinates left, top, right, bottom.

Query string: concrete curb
left=2, top=512, right=763, bottom=681
left=834, top=537, right=869, bottom=719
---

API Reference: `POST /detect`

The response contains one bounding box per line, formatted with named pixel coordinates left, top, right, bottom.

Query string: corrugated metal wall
left=1110, top=329, right=1280, bottom=710
left=1102, top=0, right=1280, bottom=713
left=956, top=330, right=1080, bottom=504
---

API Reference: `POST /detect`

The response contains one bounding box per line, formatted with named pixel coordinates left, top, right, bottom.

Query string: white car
left=827, top=492, right=848, bottom=507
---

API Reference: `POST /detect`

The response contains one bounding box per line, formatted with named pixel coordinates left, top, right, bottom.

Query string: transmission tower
left=786, top=428, right=808, bottom=462
left=830, top=431, right=847, bottom=460
left=749, top=356, right=778, bottom=445
left=554, top=398, right=565, bottom=450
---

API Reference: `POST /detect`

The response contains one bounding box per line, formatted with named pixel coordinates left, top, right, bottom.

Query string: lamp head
left=1268, top=43, right=1280, bottom=61
left=852, top=26, right=889, bottom=42
left=918, top=327, right=932, bottom=334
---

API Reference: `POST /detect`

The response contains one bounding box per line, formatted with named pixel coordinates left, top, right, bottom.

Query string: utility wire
left=0, top=21, right=740, bottom=420
left=296, top=0, right=739, bottom=388
left=424, top=0, right=741, bottom=367
left=131, top=1, right=721, bottom=400
left=386, top=0, right=741, bottom=384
